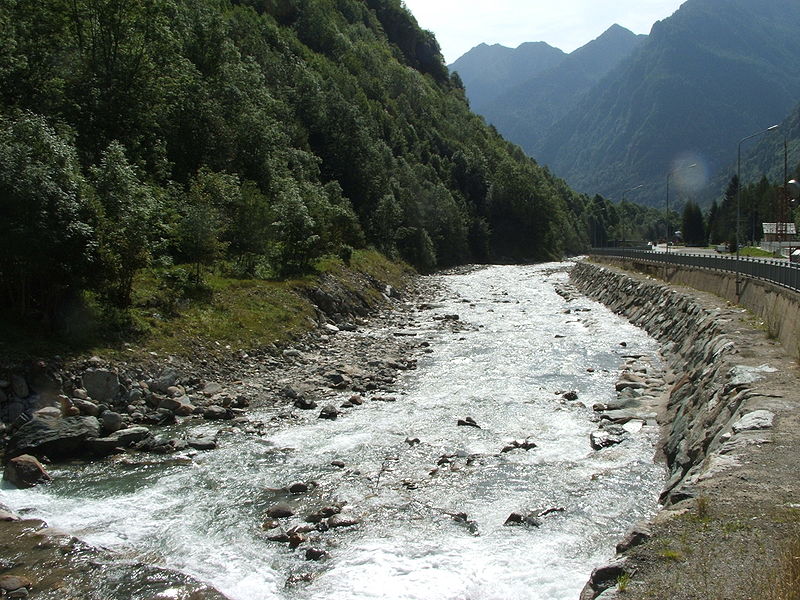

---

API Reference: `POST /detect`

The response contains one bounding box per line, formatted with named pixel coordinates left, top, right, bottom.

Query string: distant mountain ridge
left=448, top=41, right=565, bottom=113
left=484, top=24, right=646, bottom=157
left=538, top=0, right=800, bottom=206
left=450, top=0, right=800, bottom=208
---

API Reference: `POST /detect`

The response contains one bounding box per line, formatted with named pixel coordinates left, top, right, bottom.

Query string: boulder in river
left=86, top=426, right=152, bottom=455
left=203, top=405, right=232, bottom=420
left=501, top=439, right=537, bottom=453
left=326, top=514, right=361, bottom=529
left=3, top=454, right=52, bottom=488
left=6, top=415, right=101, bottom=460
left=457, top=416, right=480, bottom=428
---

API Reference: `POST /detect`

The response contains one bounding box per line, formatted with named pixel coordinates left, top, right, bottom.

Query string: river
left=1, top=263, right=665, bottom=600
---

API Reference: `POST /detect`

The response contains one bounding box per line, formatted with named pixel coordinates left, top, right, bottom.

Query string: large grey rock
left=82, top=369, right=120, bottom=403
left=101, top=410, right=124, bottom=434
left=86, top=426, right=152, bottom=454
left=3, top=454, right=52, bottom=488
left=732, top=410, right=775, bottom=433
left=6, top=415, right=101, bottom=459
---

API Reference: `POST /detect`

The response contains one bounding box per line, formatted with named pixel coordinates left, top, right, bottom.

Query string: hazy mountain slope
left=485, top=24, right=645, bottom=157
left=448, top=42, right=565, bottom=113
left=536, top=0, right=800, bottom=207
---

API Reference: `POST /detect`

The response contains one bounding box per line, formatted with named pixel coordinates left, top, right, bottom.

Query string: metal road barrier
left=589, top=248, right=800, bottom=294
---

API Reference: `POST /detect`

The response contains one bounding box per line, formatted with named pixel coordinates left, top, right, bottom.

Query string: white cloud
left=402, top=0, right=686, bottom=63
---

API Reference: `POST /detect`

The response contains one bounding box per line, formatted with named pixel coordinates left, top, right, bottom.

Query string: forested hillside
left=0, top=0, right=588, bottom=327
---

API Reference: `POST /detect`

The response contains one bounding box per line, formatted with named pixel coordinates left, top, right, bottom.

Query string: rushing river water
left=1, top=263, right=665, bottom=600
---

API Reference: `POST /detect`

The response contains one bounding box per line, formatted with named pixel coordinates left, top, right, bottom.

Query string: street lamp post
left=621, top=184, right=644, bottom=247
left=666, top=164, right=697, bottom=254
left=736, top=124, right=780, bottom=296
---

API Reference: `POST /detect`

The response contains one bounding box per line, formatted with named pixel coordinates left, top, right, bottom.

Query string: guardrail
left=589, top=248, right=800, bottom=294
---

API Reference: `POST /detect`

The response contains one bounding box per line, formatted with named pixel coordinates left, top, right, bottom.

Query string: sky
left=401, top=0, right=687, bottom=64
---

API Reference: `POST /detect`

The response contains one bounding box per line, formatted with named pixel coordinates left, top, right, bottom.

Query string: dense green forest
left=0, top=0, right=591, bottom=330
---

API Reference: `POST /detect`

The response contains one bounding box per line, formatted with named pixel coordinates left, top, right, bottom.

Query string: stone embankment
left=570, top=260, right=800, bottom=599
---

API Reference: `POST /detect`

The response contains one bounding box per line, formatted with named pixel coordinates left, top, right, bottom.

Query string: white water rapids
left=1, top=263, right=665, bottom=600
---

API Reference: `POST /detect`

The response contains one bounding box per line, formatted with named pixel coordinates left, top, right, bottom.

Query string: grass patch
left=761, top=532, right=800, bottom=599
left=658, top=547, right=685, bottom=562
left=617, top=572, right=631, bottom=592
left=738, top=246, right=775, bottom=257
left=0, top=249, right=412, bottom=363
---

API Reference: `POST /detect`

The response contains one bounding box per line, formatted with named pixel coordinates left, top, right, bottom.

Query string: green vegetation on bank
left=0, top=249, right=410, bottom=361
left=0, top=0, right=591, bottom=349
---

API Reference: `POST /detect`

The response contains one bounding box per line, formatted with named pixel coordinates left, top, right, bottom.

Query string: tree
left=0, top=112, right=98, bottom=321
left=681, top=201, right=705, bottom=246
left=91, top=141, right=160, bottom=307
left=177, top=169, right=235, bottom=282
left=269, top=178, right=321, bottom=276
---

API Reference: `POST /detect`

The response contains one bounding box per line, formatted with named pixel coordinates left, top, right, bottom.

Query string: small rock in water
left=288, top=481, right=310, bottom=494
left=266, top=503, right=295, bottom=519
left=285, top=573, right=314, bottom=587
left=452, top=512, right=479, bottom=535
left=590, top=425, right=629, bottom=450
left=501, top=439, right=537, bottom=453
left=262, top=518, right=280, bottom=530
left=504, top=512, right=542, bottom=527
left=203, top=405, right=231, bottom=420
left=405, top=437, right=421, bottom=446
left=305, top=547, right=328, bottom=561
left=562, top=390, right=579, bottom=401
left=318, top=405, right=339, bottom=420
left=294, top=397, right=318, bottom=410
left=327, top=514, right=361, bottom=529
left=457, top=416, right=480, bottom=429
left=187, top=437, right=217, bottom=451
left=330, top=460, right=345, bottom=468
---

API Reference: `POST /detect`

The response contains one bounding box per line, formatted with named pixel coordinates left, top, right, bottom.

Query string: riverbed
left=1, top=263, right=665, bottom=600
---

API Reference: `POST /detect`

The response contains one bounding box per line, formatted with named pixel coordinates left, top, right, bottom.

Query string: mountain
left=536, top=0, right=800, bottom=207
left=0, top=0, right=590, bottom=321
left=448, top=41, right=565, bottom=113
left=483, top=24, right=646, bottom=157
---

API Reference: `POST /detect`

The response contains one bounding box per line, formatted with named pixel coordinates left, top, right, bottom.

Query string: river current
left=1, top=263, right=665, bottom=600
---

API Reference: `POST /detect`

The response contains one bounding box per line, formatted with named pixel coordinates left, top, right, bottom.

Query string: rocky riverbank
left=0, top=270, right=431, bottom=599
left=570, top=260, right=800, bottom=599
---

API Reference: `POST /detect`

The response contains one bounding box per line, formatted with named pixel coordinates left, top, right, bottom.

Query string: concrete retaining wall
left=592, top=255, right=800, bottom=359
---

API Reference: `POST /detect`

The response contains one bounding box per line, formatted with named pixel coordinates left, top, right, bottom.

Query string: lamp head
left=788, top=179, right=800, bottom=200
